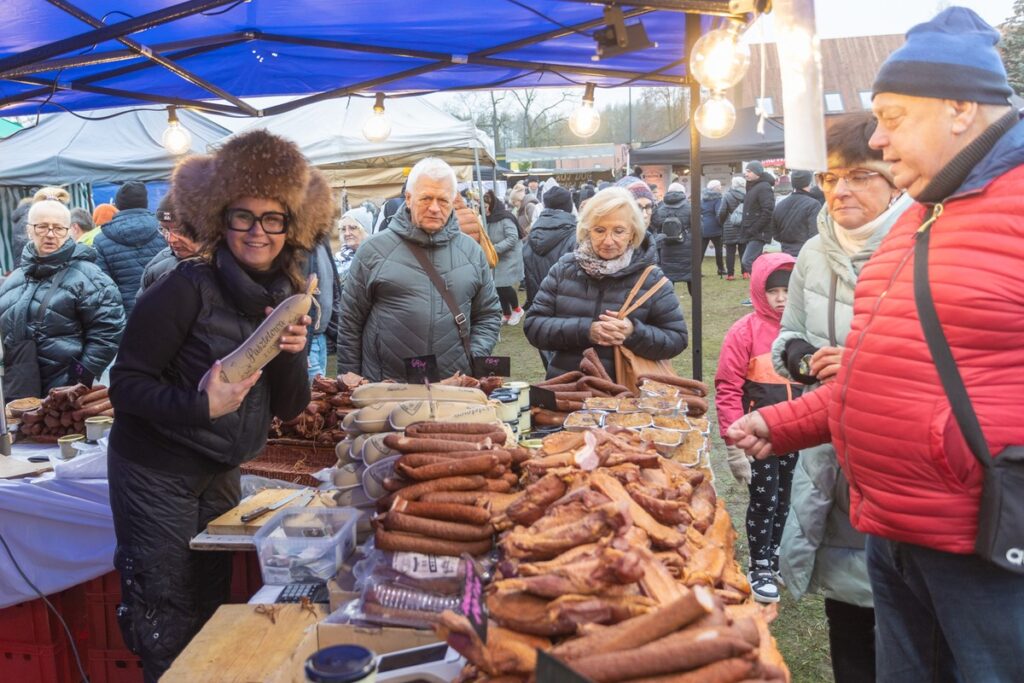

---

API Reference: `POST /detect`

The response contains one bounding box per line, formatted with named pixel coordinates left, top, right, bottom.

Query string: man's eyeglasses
left=815, top=170, right=883, bottom=193
left=225, top=208, right=289, bottom=234
left=30, top=223, right=70, bottom=237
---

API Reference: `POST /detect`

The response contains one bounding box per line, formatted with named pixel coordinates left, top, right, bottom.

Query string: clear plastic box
left=254, top=506, right=359, bottom=585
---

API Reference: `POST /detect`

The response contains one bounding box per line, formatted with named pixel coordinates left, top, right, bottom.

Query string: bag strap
left=827, top=271, right=838, bottom=347
left=33, top=265, right=71, bottom=325
left=913, top=205, right=992, bottom=467
left=617, top=265, right=657, bottom=319
left=620, top=276, right=671, bottom=319
left=405, top=242, right=473, bottom=366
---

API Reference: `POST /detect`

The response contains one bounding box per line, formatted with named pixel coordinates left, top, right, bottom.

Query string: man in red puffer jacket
left=728, top=7, right=1024, bottom=682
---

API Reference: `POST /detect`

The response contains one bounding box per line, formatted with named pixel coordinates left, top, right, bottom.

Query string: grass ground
left=493, top=256, right=834, bottom=683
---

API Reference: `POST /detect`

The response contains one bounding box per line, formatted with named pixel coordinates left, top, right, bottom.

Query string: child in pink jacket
left=715, top=251, right=802, bottom=603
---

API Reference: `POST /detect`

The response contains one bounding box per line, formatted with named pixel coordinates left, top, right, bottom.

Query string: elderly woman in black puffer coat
left=524, top=187, right=688, bottom=381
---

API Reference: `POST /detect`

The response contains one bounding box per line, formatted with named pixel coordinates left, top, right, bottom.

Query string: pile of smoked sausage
left=372, top=422, right=531, bottom=557
left=18, top=384, right=111, bottom=442
left=531, top=348, right=633, bottom=428
left=268, top=373, right=366, bottom=443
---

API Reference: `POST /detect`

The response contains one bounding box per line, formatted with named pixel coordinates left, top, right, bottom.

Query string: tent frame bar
left=45, top=0, right=259, bottom=115
left=0, top=0, right=239, bottom=77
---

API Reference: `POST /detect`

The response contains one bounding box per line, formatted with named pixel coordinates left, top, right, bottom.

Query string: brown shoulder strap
left=405, top=242, right=473, bottom=365
left=621, top=276, right=671, bottom=318
left=617, top=265, right=657, bottom=319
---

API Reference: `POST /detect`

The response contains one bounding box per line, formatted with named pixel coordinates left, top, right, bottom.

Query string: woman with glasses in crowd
left=105, top=130, right=337, bottom=683
left=0, top=199, right=124, bottom=400
left=771, top=113, right=912, bottom=683
left=138, top=194, right=201, bottom=294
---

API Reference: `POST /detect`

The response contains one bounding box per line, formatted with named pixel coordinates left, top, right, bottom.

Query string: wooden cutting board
left=206, top=488, right=328, bottom=536
left=162, top=604, right=325, bottom=683
left=0, top=454, right=52, bottom=479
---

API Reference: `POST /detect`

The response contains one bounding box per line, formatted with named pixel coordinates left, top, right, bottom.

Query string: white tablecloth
left=0, top=444, right=114, bottom=607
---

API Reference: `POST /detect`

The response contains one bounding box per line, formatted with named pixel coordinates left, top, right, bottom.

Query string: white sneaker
left=747, top=569, right=780, bottom=603
left=507, top=308, right=524, bottom=326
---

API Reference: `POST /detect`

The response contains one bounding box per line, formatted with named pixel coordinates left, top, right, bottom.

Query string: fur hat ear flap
left=169, top=130, right=338, bottom=250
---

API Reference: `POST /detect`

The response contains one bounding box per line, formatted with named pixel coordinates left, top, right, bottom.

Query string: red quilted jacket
left=760, top=159, right=1024, bottom=554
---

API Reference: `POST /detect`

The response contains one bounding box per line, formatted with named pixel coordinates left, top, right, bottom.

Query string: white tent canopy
left=0, top=107, right=230, bottom=185
left=222, top=96, right=495, bottom=204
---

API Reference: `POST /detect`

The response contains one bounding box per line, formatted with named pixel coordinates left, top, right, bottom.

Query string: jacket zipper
left=837, top=203, right=944, bottom=524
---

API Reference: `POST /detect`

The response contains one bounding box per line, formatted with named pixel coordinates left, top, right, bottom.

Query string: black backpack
left=661, top=215, right=684, bottom=241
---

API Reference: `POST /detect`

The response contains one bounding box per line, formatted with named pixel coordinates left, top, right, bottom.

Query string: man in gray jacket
left=338, top=158, right=502, bottom=381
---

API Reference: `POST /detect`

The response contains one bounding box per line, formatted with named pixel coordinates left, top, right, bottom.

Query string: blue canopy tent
left=0, top=0, right=772, bottom=378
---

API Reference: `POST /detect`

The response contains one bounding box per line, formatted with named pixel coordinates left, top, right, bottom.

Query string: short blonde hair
left=577, top=187, right=646, bottom=248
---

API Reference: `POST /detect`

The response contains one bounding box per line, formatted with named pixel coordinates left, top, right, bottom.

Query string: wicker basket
left=242, top=440, right=335, bottom=486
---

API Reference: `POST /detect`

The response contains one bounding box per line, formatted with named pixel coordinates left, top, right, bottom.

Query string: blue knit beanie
left=872, top=7, right=1012, bottom=105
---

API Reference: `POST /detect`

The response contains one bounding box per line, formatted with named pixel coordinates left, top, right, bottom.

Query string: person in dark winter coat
left=700, top=180, right=726, bottom=276
left=138, top=195, right=200, bottom=295
left=525, top=187, right=687, bottom=381
left=107, top=130, right=335, bottom=683
left=8, top=198, right=32, bottom=272
left=0, top=200, right=124, bottom=399
left=94, top=181, right=165, bottom=316
left=771, top=170, right=825, bottom=257
left=739, top=162, right=776, bottom=276
left=717, top=177, right=746, bottom=279
left=522, top=187, right=577, bottom=309
left=649, top=182, right=692, bottom=288
left=338, top=158, right=502, bottom=382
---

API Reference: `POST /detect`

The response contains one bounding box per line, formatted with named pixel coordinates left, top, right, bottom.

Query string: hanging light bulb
left=689, top=23, right=750, bottom=91
left=161, top=105, right=192, bottom=155
left=362, top=93, right=392, bottom=143
left=568, top=83, right=601, bottom=138
left=694, top=92, right=736, bottom=139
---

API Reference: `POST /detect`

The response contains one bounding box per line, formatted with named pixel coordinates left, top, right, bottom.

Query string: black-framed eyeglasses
left=225, top=208, right=289, bottom=234
left=30, top=223, right=70, bottom=237
left=814, top=170, right=883, bottom=193
left=637, top=203, right=654, bottom=213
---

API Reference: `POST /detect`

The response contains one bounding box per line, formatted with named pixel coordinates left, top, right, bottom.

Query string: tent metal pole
left=0, top=0, right=238, bottom=77
left=0, top=77, right=243, bottom=114
left=474, top=146, right=486, bottom=227
left=554, top=0, right=740, bottom=16
left=46, top=0, right=259, bottom=115
left=685, top=14, right=703, bottom=382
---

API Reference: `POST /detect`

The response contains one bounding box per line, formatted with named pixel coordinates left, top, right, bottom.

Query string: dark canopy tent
left=0, top=0, right=773, bottom=378
left=632, top=106, right=785, bottom=166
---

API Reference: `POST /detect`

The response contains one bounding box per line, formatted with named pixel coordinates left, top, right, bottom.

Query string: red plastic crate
left=0, top=589, right=85, bottom=647
left=87, top=648, right=143, bottom=683
left=229, top=551, right=264, bottom=604
left=0, top=640, right=73, bottom=683
left=86, top=596, right=126, bottom=651
left=84, top=572, right=121, bottom=600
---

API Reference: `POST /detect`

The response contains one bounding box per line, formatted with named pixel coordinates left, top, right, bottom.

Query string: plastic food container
left=584, top=396, right=620, bottom=411
left=653, top=415, right=692, bottom=431
left=638, top=379, right=681, bottom=398
left=616, top=397, right=642, bottom=412
left=604, top=411, right=654, bottom=429
left=564, top=410, right=605, bottom=431
left=255, top=507, right=359, bottom=585
left=638, top=397, right=682, bottom=415
left=361, top=455, right=399, bottom=501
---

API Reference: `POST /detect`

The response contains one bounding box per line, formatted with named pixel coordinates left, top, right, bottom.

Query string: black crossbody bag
left=914, top=211, right=1024, bottom=574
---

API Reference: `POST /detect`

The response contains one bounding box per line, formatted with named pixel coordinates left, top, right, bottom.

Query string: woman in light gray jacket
left=484, top=191, right=526, bottom=325
left=771, top=114, right=911, bottom=683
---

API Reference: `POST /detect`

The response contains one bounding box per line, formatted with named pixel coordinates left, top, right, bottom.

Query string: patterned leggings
left=746, top=452, right=798, bottom=569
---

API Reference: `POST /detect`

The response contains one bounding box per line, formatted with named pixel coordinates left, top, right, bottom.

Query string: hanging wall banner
left=774, top=0, right=827, bottom=171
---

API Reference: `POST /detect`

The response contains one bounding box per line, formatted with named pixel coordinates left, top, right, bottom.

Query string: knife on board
left=240, top=488, right=308, bottom=524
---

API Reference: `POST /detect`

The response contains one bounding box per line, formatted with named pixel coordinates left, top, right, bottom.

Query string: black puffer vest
left=149, top=251, right=292, bottom=466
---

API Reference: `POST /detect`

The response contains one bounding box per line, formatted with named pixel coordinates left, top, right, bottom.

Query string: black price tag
left=536, top=650, right=594, bottom=683
left=67, top=358, right=95, bottom=388
left=403, top=355, right=439, bottom=384
left=529, top=385, right=559, bottom=410
left=471, top=356, right=510, bottom=378
left=458, top=555, right=488, bottom=643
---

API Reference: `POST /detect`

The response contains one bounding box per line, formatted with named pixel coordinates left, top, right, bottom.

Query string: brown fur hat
left=170, top=129, right=338, bottom=252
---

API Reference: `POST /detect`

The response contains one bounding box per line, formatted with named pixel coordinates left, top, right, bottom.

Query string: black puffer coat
left=718, top=187, right=746, bottom=245
left=522, top=208, right=576, bottom=307
left=138, top=246, right=179, bottom=295
left=771, top=190, right=824, bottom=256
left=524, top=238, right=688, bottom=380
left=10, top=203, right=30, bottom=270
left=0, top=238, right=124, bottom=392
left=740, top=173, right=776, bottom=243
left=650, top=191, right=692, bottom=283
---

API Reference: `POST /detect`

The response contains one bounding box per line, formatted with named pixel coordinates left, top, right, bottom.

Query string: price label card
left=458, top=554, right=488, bottom=642
left=67, top=358, right=95, bottom=388
left=529, top=385, right=559, bottom=410
left=471, top=356, right=511, bottom=378
left=536, top=650, right=594, bottom=683
left=403, top=354, right=439, bottom=384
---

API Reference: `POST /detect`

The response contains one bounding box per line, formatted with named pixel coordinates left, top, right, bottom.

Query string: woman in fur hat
left=105, top=130, right=337, bottom=682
